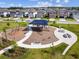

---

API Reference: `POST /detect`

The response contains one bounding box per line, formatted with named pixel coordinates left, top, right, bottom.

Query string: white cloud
left=17, top=4, right=22, bottom=7
left=65, top=0, right=69, bottom=3
left=29, top=0, right=38, bottom=1
left=24, top=1, right=53, bottom=7
left=9, top=4, right=15, bottom=6
left=54, top=4, right=63, bottom=7
left=56, top=0, right=69, bottom=3
left=0, top=2, right=6, bottom=4
left=9, top=3, right=22, bottom=7
left=56, top=0, right=60, bottom=3
left=0, top=2, right=23, bottom=7
left=37, top=1, right=52, bottom=7
left=50, top=0, right=53, bottom=2
left=29, top=0, right=53, bottom=2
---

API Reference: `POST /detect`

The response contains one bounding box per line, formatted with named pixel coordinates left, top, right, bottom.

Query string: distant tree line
left=5, top=7, right=79, bottom=10
left=8, top=7, right=24, bottom=9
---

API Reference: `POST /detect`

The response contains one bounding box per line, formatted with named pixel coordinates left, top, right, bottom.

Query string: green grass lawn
left=0, top=22, right=28, bottom=32
left=0, top=23, right=79, bottom=59
left=66, top=18, right=76, bottom=22
left=0, top=22, right=18, bottom=31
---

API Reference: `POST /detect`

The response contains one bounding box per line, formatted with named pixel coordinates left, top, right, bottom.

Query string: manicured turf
left=0, top=22, right=79, bottom=59
left=0, top=22, right=18, bottom=31
left=66, top=18, right=76, bottom=22
left=0, top=22, right=27, bottom=32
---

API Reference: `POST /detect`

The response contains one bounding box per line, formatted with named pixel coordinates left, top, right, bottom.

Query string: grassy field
left=0, top=22, right=79, bottom=59
left=0, top=22, right=27, bottom=32
left=66, top=18, right=76, bottom=22
left=0, top=22, right=18, bottom=31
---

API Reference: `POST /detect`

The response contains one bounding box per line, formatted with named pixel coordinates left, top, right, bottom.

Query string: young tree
left=20, top=17, right=24, bottom=21
left=7, top=22, right=10, bottom=27
left=0, top=36, right=3, bottom=46
left=3, top=27, right=7, bottom=40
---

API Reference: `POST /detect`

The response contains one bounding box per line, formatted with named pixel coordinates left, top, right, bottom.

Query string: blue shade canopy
left=31, top=20, right=48, bottom=25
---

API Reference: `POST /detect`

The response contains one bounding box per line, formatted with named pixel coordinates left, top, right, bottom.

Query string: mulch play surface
left=24, top=27, right=58, bottom=45
left=2, top=27, right=28, bottom=41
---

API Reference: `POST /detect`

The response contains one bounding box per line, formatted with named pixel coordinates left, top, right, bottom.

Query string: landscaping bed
left=2, top=43, right=67, bottom=59
left=3, top=47, right=28, bottom=59
left=0, top=38, right=14, bottom=50
left=2, top=27, right=28, bottom=41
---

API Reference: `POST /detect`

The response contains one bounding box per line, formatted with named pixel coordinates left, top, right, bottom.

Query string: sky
left=0, top=0, right=79, bottom=7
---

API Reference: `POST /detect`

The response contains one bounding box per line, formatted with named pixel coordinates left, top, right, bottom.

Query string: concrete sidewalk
left=0, top=27, right=77, bottom=56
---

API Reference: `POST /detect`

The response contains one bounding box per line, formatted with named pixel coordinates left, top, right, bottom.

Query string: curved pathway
left=0, top=26, right=33, bottom=55
left=0, top=26, right=77, bottom=56
left=54, top=28, right=77, bottom=55
left=18, top=27, right=77, bottom=55
left=57, top=18, right=79, bottom=24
